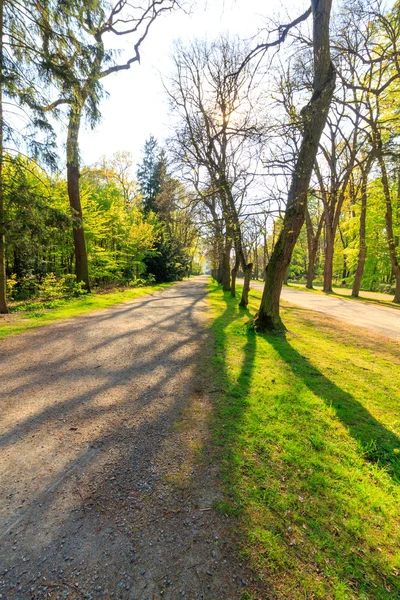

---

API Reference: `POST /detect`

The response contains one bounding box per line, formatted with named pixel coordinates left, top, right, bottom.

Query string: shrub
left=63, top=274, right=88, bottom=297
left=38, top=273, right=65, bottom=299
left=6, top=274, right=18, bottom=300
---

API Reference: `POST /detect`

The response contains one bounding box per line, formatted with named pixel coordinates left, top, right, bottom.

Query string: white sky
left=78, top=0, right=304, bottom=170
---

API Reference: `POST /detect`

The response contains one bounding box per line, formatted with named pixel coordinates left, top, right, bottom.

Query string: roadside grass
left=0, top=283, right=175, bottom=339
left=207, top=281, right=400, bottom=599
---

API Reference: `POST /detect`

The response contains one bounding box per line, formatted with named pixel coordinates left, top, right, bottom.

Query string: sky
left=77, top=0, right=304, bottom=170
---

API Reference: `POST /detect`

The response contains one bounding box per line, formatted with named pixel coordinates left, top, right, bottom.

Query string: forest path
left=246, top=280, right=400, bottom=342
left=0, top=277, right=252, bottom=600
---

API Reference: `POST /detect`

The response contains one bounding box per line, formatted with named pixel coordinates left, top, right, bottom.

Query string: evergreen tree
left=137, top=136, right=165, bottom=213
left=137, top=137, right=193, bottom=282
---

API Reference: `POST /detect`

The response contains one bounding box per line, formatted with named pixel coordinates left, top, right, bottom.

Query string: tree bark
left=216, top=260, right=223, bottom=283
left=323, top=224, right=335, bottom=292
left=254, top=0, right=335, bottom=331
left=239, top=262, right=253, bottom=308
left=231, top=253, right=240, bottom=298
left=305, top=206, right=323, bottom=289
left=395, top=275, right=400, bottom=304
left=375, top=137, right=400, bottom=304
left=221, top=235, right=232, bottom=291
left=352, top=156, right=373, bottom=297
left=67, top=108, right=90, bottom=292
left=0, top=0, right=8, bottom=314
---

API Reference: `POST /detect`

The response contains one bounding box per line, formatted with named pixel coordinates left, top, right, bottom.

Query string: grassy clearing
left=0, top=282, right=175, bottom=339
left=207, top=281, right=400, bottom=599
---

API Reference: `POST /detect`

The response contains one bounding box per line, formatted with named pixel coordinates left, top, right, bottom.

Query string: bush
left=12, top=275, right=40, bottom=300
left=38, top=273, right=65, bottom=298
left=6, top=274, right=18, bottom=300
left=63, top=274, right=88, bottom=297
left=378, top=283, right=396, bottom=295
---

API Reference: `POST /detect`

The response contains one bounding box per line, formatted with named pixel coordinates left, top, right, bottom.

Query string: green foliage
left=136, top=136, right=164, bottom=214
left=3, top=153, right=166, bottom=298
left=290, top=171, right=400, bottom=292
left=144, top=232, right=191, bottom=283
left=37, top=273, right=65, bottom=298
left=137, top=137, right=201, bottom=283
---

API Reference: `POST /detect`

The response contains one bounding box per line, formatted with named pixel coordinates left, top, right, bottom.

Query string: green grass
left=207, top=281, right=400, bottom=599
left=0, top=282, right=175, bottom=339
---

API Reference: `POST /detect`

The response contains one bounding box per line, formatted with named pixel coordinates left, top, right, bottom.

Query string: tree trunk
left=67, top=109, right=90, bottom=291
left=231, top=253, right=240, bottom=298
left=0, top=0, right=7, bottom=314
left=352, top=157, right=372, bottom=297
left=263, top=230, right=269, bottom=280
left=306, top=255, right=316, bottom=289
left=239, top=263, right=253, bottom=308
left=305, top=207, right=323, bottom=289
left=376, top=140, right=400, bottom=304
left=216, top=261, right=223, bottom=283
left=305, top=209, right=315, bottom=289
left=395, top=275, right=400, bottom=304
left=323, top=225, right=335, bottom=292
left=221, top=236, right=232, bottom=291
left=254, top=0, right=335, bottom=331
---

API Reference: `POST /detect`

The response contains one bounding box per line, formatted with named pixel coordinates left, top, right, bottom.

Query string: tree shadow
left=207, top=284, right=400, bottom=597
left=1, top=277, right=257, bottom=599
left=266, top=334, right=400, bottom=482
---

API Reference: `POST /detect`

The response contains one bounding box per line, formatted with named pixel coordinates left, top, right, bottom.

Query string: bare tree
left=167, top=37, right=264, bottom=306
left=335, top=0, right=400, bottom=302
left=254, top=0, right=336, bottom=330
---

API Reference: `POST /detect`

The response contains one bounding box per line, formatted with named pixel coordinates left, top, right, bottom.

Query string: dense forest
left=1, top=0, right=399, bottom=326
left=3, top=144, right=201, bottom=301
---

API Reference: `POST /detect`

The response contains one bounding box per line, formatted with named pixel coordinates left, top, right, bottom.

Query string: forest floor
left=0, top=277, right=260, bottom=600
left=241, top=280, right=400, bottom=341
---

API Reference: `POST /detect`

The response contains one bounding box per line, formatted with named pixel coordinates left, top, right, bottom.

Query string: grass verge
left=208, top=281, right=400, bottom=599
left=0, top=283, right=175, bottom=339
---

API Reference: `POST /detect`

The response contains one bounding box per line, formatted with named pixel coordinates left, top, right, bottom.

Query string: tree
left=137, top=136, right=164, bottom=213
left=137, top=137, right=197, bottom=283
left=351, top=153, right=374, bottom=296
left=0, top=0, right=60, bottom=313
left=254, top=1, right=336, bottom=331
left=168, top=37, right=263, bottom=306
left=40, top=0, right=178, bottom=291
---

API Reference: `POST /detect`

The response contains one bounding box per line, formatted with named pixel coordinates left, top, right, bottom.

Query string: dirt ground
left=0, top=277, right=262, bottom=600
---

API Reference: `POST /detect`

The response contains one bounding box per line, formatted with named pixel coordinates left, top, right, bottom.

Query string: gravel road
left=0, top=277, right=257, bottom=600
left=247, top=280, right=400, bottom=342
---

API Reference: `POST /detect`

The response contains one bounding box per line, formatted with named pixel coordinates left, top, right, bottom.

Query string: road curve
left=248, top=280, right=400, bottom=342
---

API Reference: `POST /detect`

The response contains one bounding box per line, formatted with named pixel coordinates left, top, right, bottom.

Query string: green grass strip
left=207, top=280, right=400, bottom=599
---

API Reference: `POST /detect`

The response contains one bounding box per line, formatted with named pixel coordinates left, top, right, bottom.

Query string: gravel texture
left=0, top=277, right=261, bottom=600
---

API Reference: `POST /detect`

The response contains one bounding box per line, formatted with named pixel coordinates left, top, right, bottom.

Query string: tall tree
left=254, top=1, right=335, bottom=330
left=0, top=0, right=58, bottom=313
left=168, top=37, right=263, bottom=306
left=40, top=0, right=177, bottom=291
left=137, top=136, right=164, bottom=213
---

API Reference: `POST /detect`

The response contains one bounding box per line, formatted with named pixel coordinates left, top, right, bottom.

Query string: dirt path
left=244, top=280, right=400, bottom=342
left=0, top=277, right=254, bottom=600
